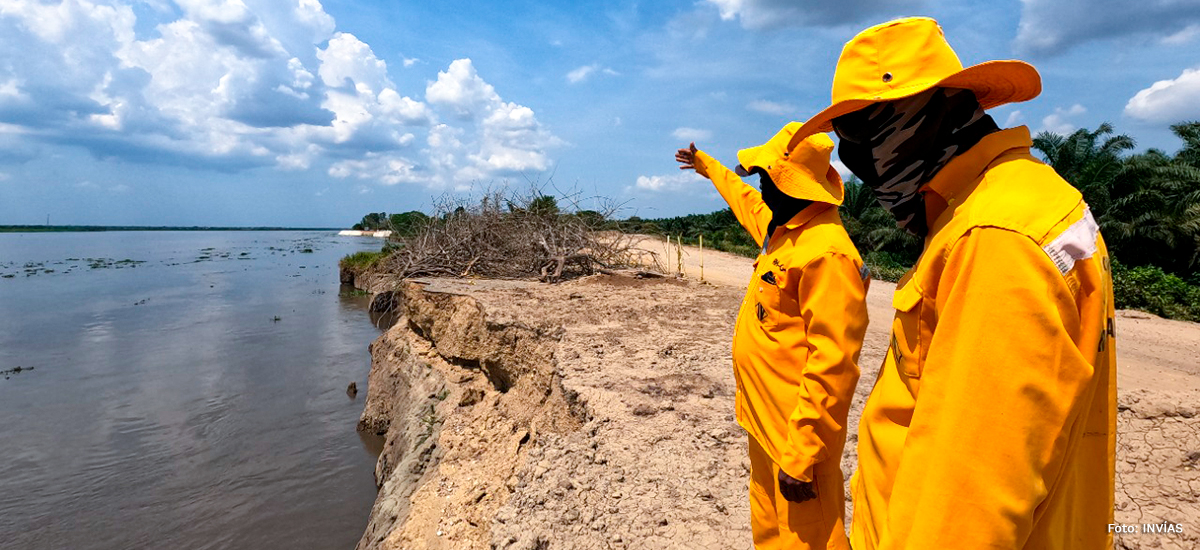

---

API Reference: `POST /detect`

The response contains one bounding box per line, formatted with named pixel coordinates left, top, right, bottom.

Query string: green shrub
left=1112, top=261, right=1200, bottom=321
left=339, top=250, right=386, bottom=272
left=862, top=251, right=912, bottom=283
left=685, top=236, right=758, bottom=259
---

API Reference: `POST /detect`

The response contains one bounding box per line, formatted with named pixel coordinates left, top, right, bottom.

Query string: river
left=0, top=231, right=386, bottom=550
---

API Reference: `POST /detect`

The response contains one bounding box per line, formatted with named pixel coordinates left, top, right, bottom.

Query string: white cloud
left=831, top=159, right=850, bottom=179
left=565, top=64, right=618, bottom=84
left=472, top=102, right=554, bottom=172
left=318, top=32, right=389, bottom=94
left=421, top=59, right=558, bottom=182
left=566, top=65, right=596, bottom=84
left=329, top=154, right=420, bottom=185
left=401, top=55, right=420, bottom=68
left=706, top=0, right=924, bottom=29
left=635, top=171, right=704, bottom=192
left=747, top=99, right=796, bottom=116
left=1040, top=104, right=1086, bottom=134
left=0, top=1, right=558, bottom=189
left=1004, top=110, right=1024, bottom=127
left=1163, top=24, right=1200, bottom=45
left=1015, top=0, right=1200, bottom=56
left=672, top=127, right=712, bottom=141
left=1125, top=68, right=1200, bottom=123
left=426, top=58, right=500, bottom=118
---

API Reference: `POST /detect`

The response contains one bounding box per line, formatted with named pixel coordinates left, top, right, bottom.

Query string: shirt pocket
left=890, top=279, right=930, bottom=380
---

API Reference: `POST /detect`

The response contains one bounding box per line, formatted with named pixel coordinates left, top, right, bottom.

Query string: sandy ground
left=355, top=242, right=1198, bottom=549
left=672, top=244, right=1200, bottom=549
left=668, top=241, right=1200, bottom=394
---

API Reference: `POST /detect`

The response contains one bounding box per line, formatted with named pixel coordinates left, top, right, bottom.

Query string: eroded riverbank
left=351, top=248, right=1199, bottom=550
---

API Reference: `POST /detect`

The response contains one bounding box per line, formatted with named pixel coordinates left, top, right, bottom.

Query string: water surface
left=0, top=231, right=386, bottom=550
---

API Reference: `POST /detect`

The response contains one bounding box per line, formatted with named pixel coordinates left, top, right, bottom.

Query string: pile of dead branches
left=379, top=187, right=663, bottom=283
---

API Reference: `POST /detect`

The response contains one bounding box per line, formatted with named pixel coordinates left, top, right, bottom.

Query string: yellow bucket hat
left=787, top=16, right=1041, bottom=151
left=736, top=122, right=844, bottom=206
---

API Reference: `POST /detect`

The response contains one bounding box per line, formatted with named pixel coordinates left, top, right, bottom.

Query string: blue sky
left=1, top=0, right=1199, bottom=227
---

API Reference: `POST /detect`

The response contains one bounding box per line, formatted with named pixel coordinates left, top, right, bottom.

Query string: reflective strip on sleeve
left=1042, top=208, right=1099, bottom=275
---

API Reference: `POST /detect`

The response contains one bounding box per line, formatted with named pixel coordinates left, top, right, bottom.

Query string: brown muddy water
left=0, top=231, right=388, bottom=550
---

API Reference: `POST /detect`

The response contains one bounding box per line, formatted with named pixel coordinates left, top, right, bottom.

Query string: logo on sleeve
left=1043, top=209, right=1099, bottom=275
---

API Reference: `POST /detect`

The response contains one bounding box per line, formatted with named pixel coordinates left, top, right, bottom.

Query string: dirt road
left=670, top=241, right=1200, bottom=392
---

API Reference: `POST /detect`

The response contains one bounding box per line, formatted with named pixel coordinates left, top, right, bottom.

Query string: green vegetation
left=414, top=405, right=439, bottom=449
left=627, top=177, right=920, bottom=281
left=351, top=212, right=388, bottom=231
left=388, top=211, right=430, bottom=236
left=1112, top=261, right=1200, bottom=322
left=349, top=210, right=432, bottom=237
left=339, top=250, right=386, bottom=272
left=629, top=209, right=760, bottom=258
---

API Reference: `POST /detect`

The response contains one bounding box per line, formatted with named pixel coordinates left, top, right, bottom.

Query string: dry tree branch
left=378, top=182, right=661, bottom=283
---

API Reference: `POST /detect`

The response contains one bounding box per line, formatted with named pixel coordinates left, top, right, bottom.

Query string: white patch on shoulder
left=1043, top=208, right=1099, bottom=275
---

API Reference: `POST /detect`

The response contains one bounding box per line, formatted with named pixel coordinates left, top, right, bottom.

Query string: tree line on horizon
left=631, top=121, right=1200, bottom=320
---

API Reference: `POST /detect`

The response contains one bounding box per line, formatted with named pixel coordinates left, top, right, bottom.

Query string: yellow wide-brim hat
left=786, top=16, right=1041, bottom=151
left=736, top=122, right=844, bottom=206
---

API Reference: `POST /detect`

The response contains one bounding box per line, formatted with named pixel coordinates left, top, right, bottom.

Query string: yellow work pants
left=748, top=437, right=849, bottom=550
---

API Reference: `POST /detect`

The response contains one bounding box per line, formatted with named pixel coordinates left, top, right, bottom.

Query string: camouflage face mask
left=833, top=87, right=998, bottom=237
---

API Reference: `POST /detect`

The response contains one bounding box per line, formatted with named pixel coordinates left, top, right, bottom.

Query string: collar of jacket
left=783, top=201, right=833, bottom=231
left=921, top=126, right=1033, bottom=208
left=762, top=202, right=835, bottom=254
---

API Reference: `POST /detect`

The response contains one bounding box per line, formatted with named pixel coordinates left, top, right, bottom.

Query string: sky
left=1, top=0, right=1199, bottom=227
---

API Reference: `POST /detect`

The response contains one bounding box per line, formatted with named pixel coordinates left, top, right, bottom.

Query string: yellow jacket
left=696, top=151, right=869, bottom=483
left=852, top=127, right=1117, bottom=549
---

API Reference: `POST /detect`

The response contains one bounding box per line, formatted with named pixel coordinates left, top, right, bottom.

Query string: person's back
left=781, top=17, right=1117, bottom=549
left=853, top=126, right=1116, bottom=549
left=678, top=128, right=868, bottom=549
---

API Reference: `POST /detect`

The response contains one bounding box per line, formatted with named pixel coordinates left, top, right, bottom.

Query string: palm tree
left=1032, top=122, right=1200, bottom=272
left=1105, top=148, right=1200, bottom=272
left=1171, top=121, right=1200, bottom=168
left=1032, top=123, right=1136, bottom=218
left=838, top=176, right=922, bottom=262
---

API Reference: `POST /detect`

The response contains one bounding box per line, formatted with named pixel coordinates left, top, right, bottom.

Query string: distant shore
left=0, top=225, right=341, bottom=233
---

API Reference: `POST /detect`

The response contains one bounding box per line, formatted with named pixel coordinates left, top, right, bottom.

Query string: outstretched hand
left=675, top=142, right=699, bottom=171
left=778, top=470, right=817, bottom=503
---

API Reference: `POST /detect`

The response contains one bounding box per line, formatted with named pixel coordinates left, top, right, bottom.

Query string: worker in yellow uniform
left=676, top=125, right=869, bottom=549
left=783, top=17, right=1118, bottom=549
